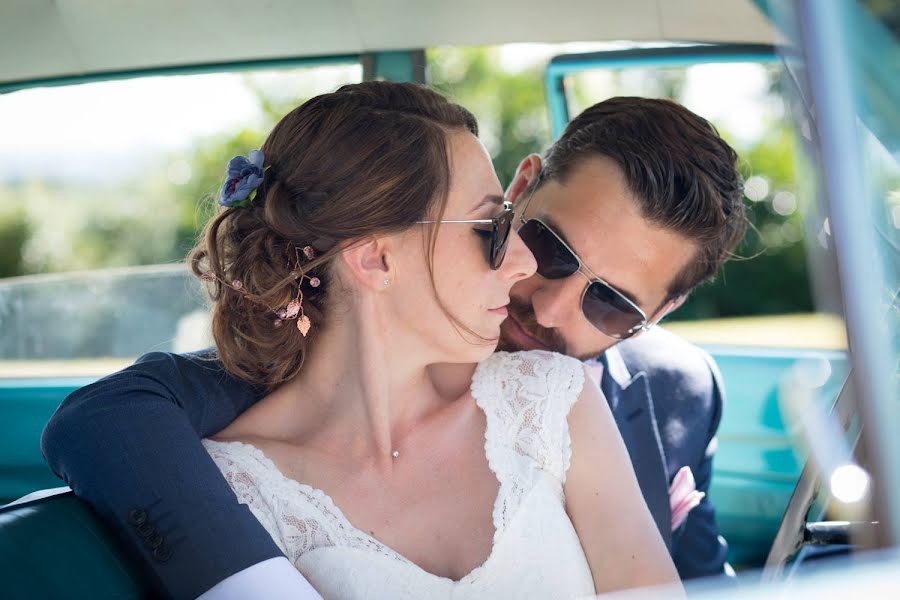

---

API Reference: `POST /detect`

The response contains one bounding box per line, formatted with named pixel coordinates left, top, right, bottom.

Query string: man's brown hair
left=540, top=96, right=747, bottom=299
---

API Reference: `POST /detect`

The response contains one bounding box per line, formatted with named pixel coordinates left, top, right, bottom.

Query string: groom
left=42, top=96, right=743, bottom=599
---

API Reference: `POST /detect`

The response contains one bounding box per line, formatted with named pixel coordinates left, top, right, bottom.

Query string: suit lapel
left=595, top=349, right=673, bottom=551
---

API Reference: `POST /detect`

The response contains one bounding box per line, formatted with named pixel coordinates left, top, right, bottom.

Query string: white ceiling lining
left=2, top=0, right=775, bottom=85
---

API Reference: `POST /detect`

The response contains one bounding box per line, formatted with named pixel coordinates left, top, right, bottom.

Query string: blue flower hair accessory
left=218, top=149, right=266, bottom=208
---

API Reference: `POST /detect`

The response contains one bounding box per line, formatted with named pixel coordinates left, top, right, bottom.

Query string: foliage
left=0, top=203, right=29, bottom=278
left=676, top=124, right=814, bottom=320
left=170, top=129, right=268, bottom=260
left=428, top=48, right=549, bottom=185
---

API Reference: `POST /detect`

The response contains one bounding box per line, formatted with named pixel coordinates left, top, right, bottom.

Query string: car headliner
left=2, top=0, right=775, bottom=87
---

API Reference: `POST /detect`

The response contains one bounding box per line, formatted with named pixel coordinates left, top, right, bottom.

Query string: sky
left=0, top=74, right=260, bottom=181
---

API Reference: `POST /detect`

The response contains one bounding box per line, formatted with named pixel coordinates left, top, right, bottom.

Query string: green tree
left=171, top=129, right=268, bottom=260
left=675, top=123, right=813, bottom=319
left=429, top=48, right=550, bottom=185
left=0, top=205, right=29, bottom=278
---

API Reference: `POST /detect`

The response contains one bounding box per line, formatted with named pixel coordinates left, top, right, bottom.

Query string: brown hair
left=539, top=96, right=746, bottom=300
left=190, top=81, right=478, bottom=389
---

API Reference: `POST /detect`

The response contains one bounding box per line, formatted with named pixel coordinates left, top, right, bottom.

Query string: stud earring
left=383, top=278, right=390, bottom=287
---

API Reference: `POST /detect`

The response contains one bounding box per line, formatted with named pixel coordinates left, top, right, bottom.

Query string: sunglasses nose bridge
left=573, top=268, right=593, bottom=286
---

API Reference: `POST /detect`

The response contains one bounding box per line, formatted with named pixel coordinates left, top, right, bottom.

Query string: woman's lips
left=489, top=305, right=508, bottom=317
left=502, top=312, right=547, bottom=350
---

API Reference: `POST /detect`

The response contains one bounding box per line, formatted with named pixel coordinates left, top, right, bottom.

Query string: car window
left=0, top=63, right=361, bottom=376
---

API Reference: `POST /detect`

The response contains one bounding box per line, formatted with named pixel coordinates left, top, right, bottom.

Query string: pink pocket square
left=669, top=466, right=705, bottom=531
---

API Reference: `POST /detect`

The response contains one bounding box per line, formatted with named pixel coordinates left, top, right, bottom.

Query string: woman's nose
left=500, top=228, right=537, bottom=283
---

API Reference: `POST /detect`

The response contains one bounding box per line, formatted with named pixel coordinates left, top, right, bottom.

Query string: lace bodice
left=204, top=350, right=596, bottom=599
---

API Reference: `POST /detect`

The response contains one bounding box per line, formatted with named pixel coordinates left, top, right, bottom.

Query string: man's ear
left=649, top=294, right=687, bottom=324
left=505, top=154, right=543, bottom=205
left=339, top=237, right=392, bottom=291
left=630, top=294, right=687, bottom=341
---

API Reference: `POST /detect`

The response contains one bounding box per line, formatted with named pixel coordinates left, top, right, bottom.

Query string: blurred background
left=1, top=42, right=873, bottom=369
left=1, top=0, right=896, bottom=579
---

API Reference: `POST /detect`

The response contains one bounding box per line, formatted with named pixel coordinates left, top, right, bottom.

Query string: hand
left=669, top=466, right=705, bottom=532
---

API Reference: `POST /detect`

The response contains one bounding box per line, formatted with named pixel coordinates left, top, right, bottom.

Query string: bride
left=194, top=81, right=681, bottom=598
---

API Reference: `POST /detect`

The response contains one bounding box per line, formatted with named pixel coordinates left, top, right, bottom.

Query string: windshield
left=763, top=0, right=900, bottom=557
left=862, top=0, right=900, bottom=39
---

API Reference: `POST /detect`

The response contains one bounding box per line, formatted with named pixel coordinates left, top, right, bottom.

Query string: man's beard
left=496, top=296, right=611, bottom=361
left=496, top=297, right=568, bottom=354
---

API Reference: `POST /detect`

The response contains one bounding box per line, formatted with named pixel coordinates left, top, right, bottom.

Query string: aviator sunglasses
left=417, top=201, right=515, bottom=270
left=517, top=176, right=672, bottom=340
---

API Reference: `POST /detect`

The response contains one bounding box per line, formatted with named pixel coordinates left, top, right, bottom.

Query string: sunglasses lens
left=518, top=220, right=579, bottom=279
left=519, top=218, right=646, bottom=339
left=490, top=208, right=514, bottom=269
left=583, top=282, right=645, bottom=339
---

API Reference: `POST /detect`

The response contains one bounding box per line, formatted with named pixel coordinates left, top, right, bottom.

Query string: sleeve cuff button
left=152, top=545, right=173, bottom=562
left=127, top=508, right=148, bottom=527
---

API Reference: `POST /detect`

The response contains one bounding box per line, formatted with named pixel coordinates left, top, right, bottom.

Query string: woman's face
left=388, top=130, right=536, bottom=364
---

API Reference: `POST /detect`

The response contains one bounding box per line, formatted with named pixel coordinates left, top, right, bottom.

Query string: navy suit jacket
left=41, top=327, right=728, bottom=599
left=597, top=327, right=729, bottom=580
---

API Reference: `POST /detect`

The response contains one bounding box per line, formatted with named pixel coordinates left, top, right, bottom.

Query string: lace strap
left=203, top=439, right=413, bottom=567
left=473, top=350, right=585, bottom=484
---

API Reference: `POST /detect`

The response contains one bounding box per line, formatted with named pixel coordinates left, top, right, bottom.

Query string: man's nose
left=530, top=276, right=583, bottom=329
left=499, top=228, right=537, bottom=283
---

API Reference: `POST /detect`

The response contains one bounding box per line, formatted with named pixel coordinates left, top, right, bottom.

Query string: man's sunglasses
left=417, top=201, right=515, bottom=270
left=517, top=217, right=663, bottom=340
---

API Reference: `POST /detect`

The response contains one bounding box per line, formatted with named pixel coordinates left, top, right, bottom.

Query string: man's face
left=498, top=155, right=697, bottom=360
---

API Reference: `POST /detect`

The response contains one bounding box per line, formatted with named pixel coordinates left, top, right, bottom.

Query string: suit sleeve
left=40, top=351, right=284, bottom=599
left=671, top=352, right=732, bottom=580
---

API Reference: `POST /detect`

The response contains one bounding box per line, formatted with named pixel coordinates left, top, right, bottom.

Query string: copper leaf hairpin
left=201, top=245, right=322, bottom=337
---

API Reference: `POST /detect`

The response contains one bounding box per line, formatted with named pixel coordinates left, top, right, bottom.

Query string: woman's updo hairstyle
left=190, top=81, right=479, bottom=389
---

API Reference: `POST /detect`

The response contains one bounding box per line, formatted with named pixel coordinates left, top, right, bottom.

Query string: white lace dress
left=203, top=350, right=596, bottom=599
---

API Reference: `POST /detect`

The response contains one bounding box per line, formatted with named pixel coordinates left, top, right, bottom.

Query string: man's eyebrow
left=470, top=194, right=504, bottom=213
left=540, top=213, right=645, bottom=309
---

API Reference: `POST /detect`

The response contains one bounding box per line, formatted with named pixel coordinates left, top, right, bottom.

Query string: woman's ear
left=339, top=237, right=393, bottom=291
left=505, top=154, right=543, bottom=205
